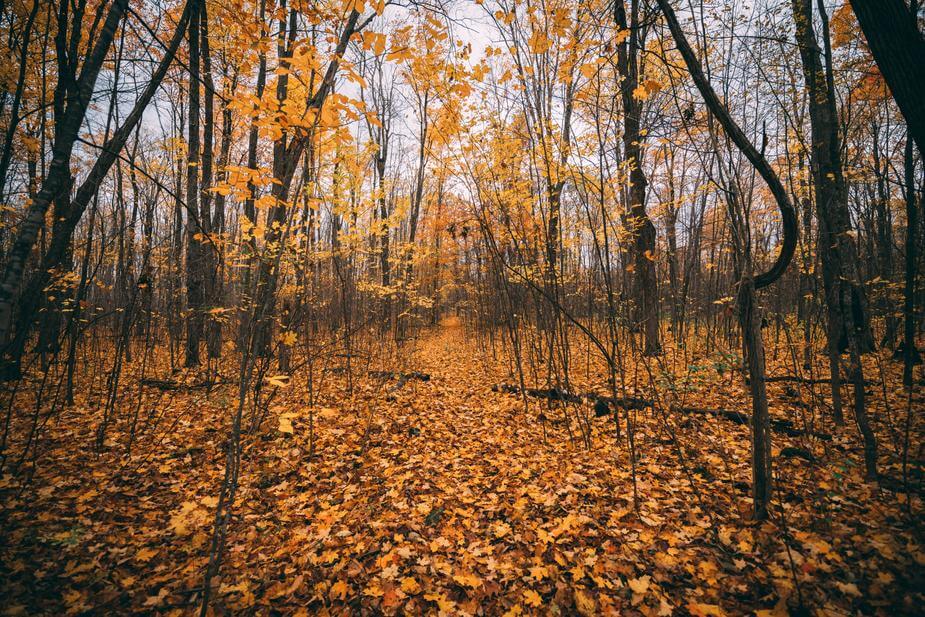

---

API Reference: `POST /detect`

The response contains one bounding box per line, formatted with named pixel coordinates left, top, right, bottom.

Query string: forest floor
left=0, top=320, right=923, bottom=616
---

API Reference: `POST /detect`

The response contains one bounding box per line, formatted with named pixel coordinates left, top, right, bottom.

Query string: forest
left=0, top=0, right=922, bottom=614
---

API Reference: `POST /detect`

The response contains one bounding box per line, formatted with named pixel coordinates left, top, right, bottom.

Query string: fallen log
left=676, top=407, right=831, bottom=440
left=590, top=393, right=651, bottom=411
left=491, top=384, right=647, bottom=409
left=490, top=384, right=582, bottom=403
left=370, top=370, right=431, bottom=392
left=325, top=367, right=431, bottom=384
left=140, top=378, right=231, bottom=391
left=493, top=383, right=831, bottom=440
left=139, top=378, right=181, bottom=391
left=746, top=375, right=874, bottom=386
left=762, top=376, right=833, bottom=384
left=779, top=446, right=815, bottom=462
left=369, top=370, right=431, bottom=382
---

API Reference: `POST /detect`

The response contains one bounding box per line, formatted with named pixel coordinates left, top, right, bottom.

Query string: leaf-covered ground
left=1, top=322, right=923, bottom=615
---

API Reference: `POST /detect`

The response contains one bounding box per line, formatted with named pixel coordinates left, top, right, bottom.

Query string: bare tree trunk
left=657, top=0, right=799, bottom=519
left=207, top=65, right=234, bottom=359
left=850, top=0, right=925, bottom=155
left=0, top=0, right=39, bottom=203
left=872, top=122, right=897, bottom=346
left=198, top=2, right=218, bottom=361
left=903, top=137, right=920, bottom=388
left=793, top=1, right=878, bottom=476
left=184, top=0, right=204, bottom=367
left=0, top=0, right=130, bottom=371
left=615, top=0, right=660, bottom=356
left=738, top=273, right=771, bottom=520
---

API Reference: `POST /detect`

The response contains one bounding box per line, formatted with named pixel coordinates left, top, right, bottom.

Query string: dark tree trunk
left=615, top=0, right=660, bottom=356
left=850, top=0, right=925, bottom=156
left=792, top=1, right=878, bottom=477
left=184, top=0, right=204, bottom=367
left=871, top=122, right=897, bottom=346
left=903, top=137, right=920, bottom=388
left=657, top=0, right=799, bottom=519
left=0, top=0, right=130, bottom=371
left=207, top=64, right=234, bottom=359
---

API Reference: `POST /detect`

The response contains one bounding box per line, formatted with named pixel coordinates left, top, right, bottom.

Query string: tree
left=615, top=0, right=660, bottom=356
left=850, top=0, right=925, bottom=156
left=791, top=0, right=877, bottom=477
left=0, top=0, right=192, bottom=377
left=656, top=0, right=799, bottom=519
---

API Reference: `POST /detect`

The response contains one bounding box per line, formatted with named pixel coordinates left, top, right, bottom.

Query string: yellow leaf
left=278, top=414, right=294, bottom=434
left=400, top=577, right=421, bottom=594
left=386, top=47, right=411, bottom=63
left=527, top=31, right=550, bottom=54
left=643, top=78, right=662, bottom=94
left=268, top=374, right=291, bottom=388
left=628, top=575, right=650, bottom=595
left=876, top=571, right=895, bottom=585
left=143, top=588, right=169, bottom=607
left=579, top=63, right=597, bottom=79
left=135, top=547, right=157, bottom=562
left=688, top=602, right=725, bottom=617
left=523, top=589, right=543, bottom=607
left=363, top=31, right=387, bottom=55
left=452, top=572, right=481, bottom=588
left=658, top=597, right=674, bottom=616
left=835, top=582, right=861, bottom=597
left=529, top=564, right=549, bottom=580
left=574, top=589, right=596, bottom=615
left=169, top=501, right=201, bottom=536
left=330, top=580, right=348, bottom=601
left=425, top=592, right=455, bottom=612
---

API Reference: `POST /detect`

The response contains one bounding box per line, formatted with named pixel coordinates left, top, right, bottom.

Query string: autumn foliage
left=0, top=0, right=923, bottom=614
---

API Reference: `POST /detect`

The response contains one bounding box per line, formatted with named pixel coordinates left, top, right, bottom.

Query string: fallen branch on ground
left=491, top=384, right=649, bottom=409
left=676, top=406, right=831, bottom=440
left=139, top=378, right=231, bottom=391
left=493, top=383, right=831, bottom=440
left=746, top=375, right=875, bottom=385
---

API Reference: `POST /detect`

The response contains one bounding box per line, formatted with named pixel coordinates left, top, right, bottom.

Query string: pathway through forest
left=0, top=321, right=922, bottom=615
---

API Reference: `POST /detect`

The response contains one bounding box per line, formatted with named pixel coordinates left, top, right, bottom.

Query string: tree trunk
left=792, top=2, right=877, bottom=471
left=657, top=0, right=799, bottom=519
left=615, top=0, right=660, bottom=356
left=738, top=274, right=771, bottom=520
left=184, top=0, right=204, bottom=367
left=903, top=137, right=920, bottom=388
left=872, top=122, right=897, bottom=346
left=850, top=0, right=925, bottom=156
left=0, top=0, right=130, bottom=369
left=207, top=66, right=234, bottom=359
